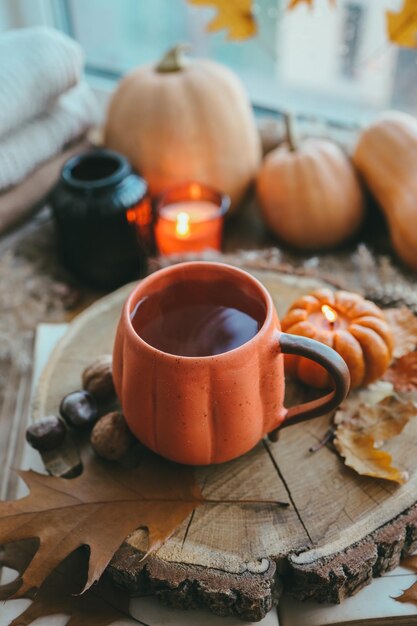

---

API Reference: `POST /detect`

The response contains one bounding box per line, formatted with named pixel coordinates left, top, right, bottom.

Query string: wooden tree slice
left=32, top=265, right=417, bottom=621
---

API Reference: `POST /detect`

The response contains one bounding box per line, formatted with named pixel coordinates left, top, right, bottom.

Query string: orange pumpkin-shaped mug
left=113, top=262, right=350, bottom=465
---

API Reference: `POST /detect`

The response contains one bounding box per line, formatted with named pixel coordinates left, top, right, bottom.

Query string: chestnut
left=60, top=390, right=98, bottom=430
left=26, top=415, right=66, bottom=451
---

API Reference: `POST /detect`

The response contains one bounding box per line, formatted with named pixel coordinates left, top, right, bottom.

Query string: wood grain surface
left=31, top=265, right=417, bottom=621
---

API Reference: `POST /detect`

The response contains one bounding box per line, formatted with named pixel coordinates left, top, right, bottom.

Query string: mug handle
left=268, top=333, right=351, bottom=442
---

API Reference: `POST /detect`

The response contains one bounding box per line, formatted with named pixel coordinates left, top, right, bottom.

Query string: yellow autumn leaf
left=287, top=0, right=335, bottom=9
left=188, top=0, right=257, bottom=40
left=334, top=429, right=408, bottom=484
left=387, top=0, right=417, bottom=49
left=334, top=393, right=417, bottom=484
left=288, top=0, right=313, bottom=8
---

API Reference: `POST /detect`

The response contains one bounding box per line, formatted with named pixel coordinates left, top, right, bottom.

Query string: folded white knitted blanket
left=0, top=26, right=84, bottom=140
left=0, top=82, right=98, bottom=190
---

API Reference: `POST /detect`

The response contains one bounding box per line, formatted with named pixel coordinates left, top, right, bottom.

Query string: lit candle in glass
left=154, top=182, right=230, bottom=255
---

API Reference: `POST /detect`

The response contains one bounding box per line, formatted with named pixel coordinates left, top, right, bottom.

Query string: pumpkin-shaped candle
left=281, top=288, right=393, bottom=389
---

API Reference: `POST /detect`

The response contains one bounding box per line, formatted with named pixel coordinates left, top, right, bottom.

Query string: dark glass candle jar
left=50, top=149, right=150, bottom=289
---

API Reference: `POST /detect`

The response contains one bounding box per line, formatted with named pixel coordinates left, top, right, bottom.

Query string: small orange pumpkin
left=257, top=114, right=365, bottom=250
left=281, top=288, right=393, bottom=389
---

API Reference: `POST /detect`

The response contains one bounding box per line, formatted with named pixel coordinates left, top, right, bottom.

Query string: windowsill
left=85, top=68, right=366, bottom=137
left=87, top=73, right=114, bottom=116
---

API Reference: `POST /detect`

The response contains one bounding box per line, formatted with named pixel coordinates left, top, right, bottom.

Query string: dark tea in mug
left=130, top=279, right=264, bottom=357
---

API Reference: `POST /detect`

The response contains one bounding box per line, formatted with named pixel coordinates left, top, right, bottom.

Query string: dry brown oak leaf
left=0, top=544, right=140, bottom=626
left=0, top=540, right=37, bottom=601
left=384, top=351, right=417, bottom=392
left=334, top=389, right=417, bottom=484
left=187, top=0, right=257, bottom=40
left=0, top=449, right=204, bottom=598
left=394, top=554, right=417, bottom=605
left=387, top=0, right=417, bottom=48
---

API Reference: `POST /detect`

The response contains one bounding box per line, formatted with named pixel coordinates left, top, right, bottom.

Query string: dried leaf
left=1, top=545, right=137, bottom=626
left=188, top=0, right=257, bottom=40
left=334, top=380, right=394, bottom=424
left=337, top=395, right=417, bottom=443
left=0, top=540, right=38, bottom=601
left=0, top=445, right=284, bottom=603
left=288, top=0, right=314, bottom=8
left=393, top=555, right=417, bottom=606
left=334, top=390, right=417, bottom=483
left=394, top=578, right=417, bottom=605
left=0, top=449, right=204, bottom=598
left=384, top=307, right=417, bottom=359
left=334, top=429, right=408, bottom=484
left=287, top=0, right=335, bottom=9
left=400, top=555, right=417, bottom=571
left=384, top=352, right=417, bottom=392
left=387, top=0, right=417, bottom=48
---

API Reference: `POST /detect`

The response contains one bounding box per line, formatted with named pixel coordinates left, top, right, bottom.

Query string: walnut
left=90, top=411, right=134, bottom=461
left=82, top=355, right=115, bottom=403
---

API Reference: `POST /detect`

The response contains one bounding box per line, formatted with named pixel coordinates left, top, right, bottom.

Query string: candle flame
left=176, top=212, right=190, bottom=237
left=321, top=304, right=338, bottom=324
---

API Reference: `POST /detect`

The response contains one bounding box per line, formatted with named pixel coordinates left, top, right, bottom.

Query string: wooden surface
left=17, top=324, right=417, bottom=626
left=31, top=264, right=417, bottom=621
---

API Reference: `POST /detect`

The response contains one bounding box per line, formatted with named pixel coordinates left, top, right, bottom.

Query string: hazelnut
left=82, top=355, right=115, bottom=403
left=26, top=415, right=66, bottom=451
left=60, top=390, right=98, bottom=430
left=90, top=411, right=134, bottom=461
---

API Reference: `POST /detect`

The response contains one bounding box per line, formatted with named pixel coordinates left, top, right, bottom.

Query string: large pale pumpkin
left=353, top=111, right=417, bottom=271
left=104, top=45, right=261, bottom=210
left=257, top=115, right=365, bottom=249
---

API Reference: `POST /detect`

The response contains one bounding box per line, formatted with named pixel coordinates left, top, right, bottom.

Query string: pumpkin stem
left=156, top=44, right=191, bottom=73
left=283, top=112, right=298, bottom=152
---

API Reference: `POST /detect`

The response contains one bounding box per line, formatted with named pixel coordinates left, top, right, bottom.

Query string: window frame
left=3, top=0, right=366, bottom=131
left=53, top=0, right=125, bottom=83
left=2, top=0, right=62, bottom=30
